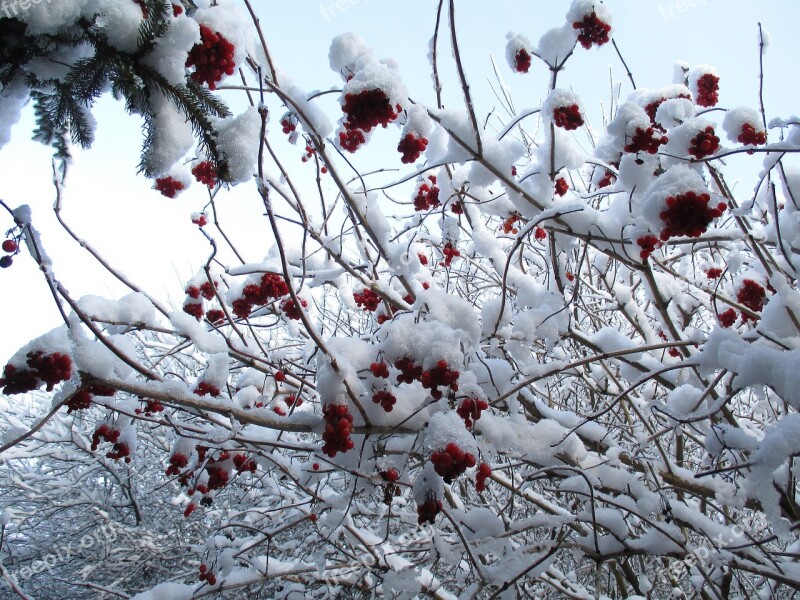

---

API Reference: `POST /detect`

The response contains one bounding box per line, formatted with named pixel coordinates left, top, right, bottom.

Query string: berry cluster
left=172, top=3, right=183, bottom=16
left=342, top=89, right=401, bottom=132
left=371, top=389, right=397, bottom=412
left=354, top=288, right=381, bottom=312
left=441, top=242, right=460, bottom=267
left=186, top=281, right=218, bottom=301
left=659, top=191, right=726, bottom=240
left=456, top=398, right=489, bottom=428
left=706, top=267, right=723, bottom=279
left=534, top=227, right=547, bottom=241
left=192, top=161, right=218, bottom=187
left=338, top=128, right=366, bottom=153
left=231, top=273, right=290, bottom=318
left=281, top=297, right=307, bottom=320
left=136, top=398, right=165, bottom=416
left=192, top=212, right=208, bottom=227
left=280, top=113, right=297, bottom=135
left=694, top=73, right=720, bottom=107
left=380, top=467, right=401, bottom=505
left=573, top=11, right=612, bottom=49
left=194, top=382, right=221, bottom=397
left=451, top=201, right=464, bottom=215
left=166, top=452, right=189, bottom=477
left=597, top=168, right=617, bottom=189
left=369, top=361, right=390, bottom=378
left=737, top=279, right=766, bottom=321
left=636, top=234, right=661, bottom=260
left=394, top=357, right=423, bottom=384
left=322, top=403, right=355, bottom=457
left=417, top=493, right=443, bottom=525
left=624, top=127, right=668, bottom=155
left=397, top=133, right=428, bottom=164
left=154, top=176, right=184, bottom=198
left=301, top=144, right=315, bottom=163
left=1, top=237, right=17, bottom=268
left=431, top=442, right=476, bottom=483
left=183, top=301, right=204, bottom=320
left=414, top=176, right=440, bottom=212
left=554, top=177, right=569, bottom=197
left=738, top=123, right=767, bottom=146
left=552, top=104, right=584, bottom=130
left=1, top=351, right=72, bottom=395
left=92, top=425, right=130, bottom=463
left=205, top=309, right=225, bottom=324
left=198, top=564, right=217, bottom=586
left=514, top=48, right=532, bottom=73
left=185, top=25, right=236, bottom=90
left=718, top=308, right=737, bottom=328
left=420, top=360, right=460, bottom=400
left=688, top=126, right=720, bottom=159
left=475, top=462, right=492, bottom=492
left=66, top=384, right=115, bottom=414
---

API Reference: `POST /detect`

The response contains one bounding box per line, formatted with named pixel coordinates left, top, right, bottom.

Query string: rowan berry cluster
left=231, top=273, right=290, bottom=318
left=322, top=403, right=355, bottom=457
left=66, top=384, right=116, bottom=414
left=441, top=242, right=460, bottom=267
left=354, top=288, right=381, bottom=312
left=738, top=123, right=767, bottom=146
left=658, top=191, right=726, bottom=240
left=475, top=462, right=492, bottom=492
left=514, top=48, right=532, bottom=73
left=191, top=161, right=218, bottom=187
left=1, top=350, right=72, bottom=395
left=431, top=442, right=476, bottom=483
left=417, top=493, right=443, bottom=525
left=154, top=176, right=184, bottom=198
left=624, top=127, right=668, bottom=154
left=572, top=11, right=612, bottom=49
left=737, top=279, right=766, bottom=321
left=414, top=176, right=440, bottom=212
left=552, top=104, right=584, bottom=130
left=554, top=177, right=570, bottom=196
left=456, top=398, right=489, bottom=428
left=688, top=126, right=720, bottom=159
left=419, top=359, right=460, bottom=400
left=694, top=73, right=720, bottom=107
left=185, top=25, right=236, bottom=90
left=397, top=133, right=428, bottom=164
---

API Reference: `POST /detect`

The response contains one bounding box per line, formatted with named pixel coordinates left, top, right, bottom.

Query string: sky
left=0, top=0, right=798, bottom=363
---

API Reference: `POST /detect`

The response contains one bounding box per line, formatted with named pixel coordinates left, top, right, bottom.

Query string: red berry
left=2, top=239, right=17, bottom=253
left=309, top=513, right=318, bottom=522
left=554, top=177, right=569, bottom=196
left=658, top=191, right=725, bottom=241
left=154, top=176, right=184, bottom=198
left=573, top=11, right=612, bottom=49
left=738, top=123, right=766, bottom=146
left=191, top=161, right=218, bottom=187
left=312, top=463, right=320, bottom=471
left=694, top=73, right=720, bottom=107
left=719, top=308, right=737, bottom=328
left=186, top=25, right=236, bottom=90
left=552, top=104, right=584, bottom=130
left=397, top=133, right=428, bottom=164
left=275, top=371, right=285, bottom=382
left=688, top=127, right=720, bottom=160
left=737, top=279, right=766, bottom=321
left=514, top=48, right=532, bottom=73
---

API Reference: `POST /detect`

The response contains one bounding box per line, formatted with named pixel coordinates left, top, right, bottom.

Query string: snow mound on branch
left=214, top=107, right=261, bottom=184
left=87, top=0, right=144, bottom=53
left=0, top=79, right=30, bottom=150
left=16, top=0, right=90, bottom=35
left=77, top=293, right=159, bottom=328
left=722, top=107, right=765, bottom=144
left=329, top=32, right=373, bottom=77
left=143, top=16, right=201, bottom=86
left=536, top=24, right=578, bottom=67
left=143, top=93, right=195, bottom=176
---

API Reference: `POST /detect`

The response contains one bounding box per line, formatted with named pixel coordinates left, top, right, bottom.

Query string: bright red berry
left=2, top=239, right=17, bottom=253
left=186, top=25, right=236, bottom=90
left=694, top=73, right=720, bottom=107
left=573, top=11, right=612, bottom=49
left=514, top=48, right=532, bottom=73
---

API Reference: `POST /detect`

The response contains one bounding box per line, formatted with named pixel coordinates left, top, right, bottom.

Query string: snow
left=15, top=0, right=90, bottom=35
left=88, top=0, right=144, bottom=53
left=0, top=79, right=30, bottom=150
left=144, top=93, right=196, bottom=176
left=169, top=311, right=228, bottom=354
left=143, top=16, right=201, bottom=86
left=537, top=24, right=578, bottom=67
left=214, top=107, right=261, bottom=184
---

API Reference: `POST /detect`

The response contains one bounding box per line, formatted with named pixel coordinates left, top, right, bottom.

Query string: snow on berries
left=546, top=89, right=585, bottom=131
left=737, top=279, right=766, bottom=320
left=0, top=346, right=72, bottom=395
left=506, top=32, right=533, bottom=73
left=230, top=272, right=290, bottom=319
left=688, top=126, right=720, bottom=159
left=192, top=161, right=218, bottom=188
left=413, top=175, right=440, bottom=212
left=185, top=25, right=236, bottom=91
left=567, top=0, right=613, bottom=49
left=688, top=66, right=720, bottom=107
left=155, top=177, right=183, bottom=199
left=723, top=107, right=767, bottom=147
left=641, top=166, right=726, bottom=242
